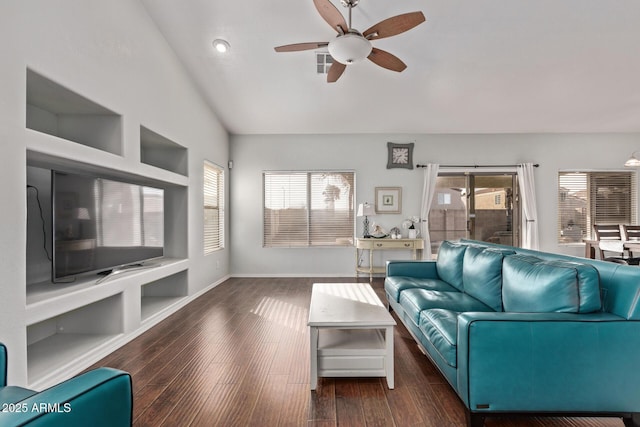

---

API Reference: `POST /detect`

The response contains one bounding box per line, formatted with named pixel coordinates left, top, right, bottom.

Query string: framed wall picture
left=375, top=187, right=402, bottom=214
left=386, top=142, right=414, bottom=169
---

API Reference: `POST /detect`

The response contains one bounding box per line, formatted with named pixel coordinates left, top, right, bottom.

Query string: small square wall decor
left=386, top=142, right=414, bottom=169
left=375, top=187, right=402, bottom=214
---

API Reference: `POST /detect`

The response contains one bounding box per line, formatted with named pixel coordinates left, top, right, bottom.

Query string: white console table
left=356, top=238, right=424, bottom=281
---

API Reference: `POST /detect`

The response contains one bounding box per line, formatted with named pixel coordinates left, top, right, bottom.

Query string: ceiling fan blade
left=313, top=0, right=348, bottom=34
left=274, top=42, right=329, bottom=52
left=363, top=11, right=426, bottom=40
left=367, top=48, right=407, bottom=72
left=327, top=62, right=346, bottom=83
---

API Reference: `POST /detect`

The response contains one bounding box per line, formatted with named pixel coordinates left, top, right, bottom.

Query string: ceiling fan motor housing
left=328, top=33, right=372, bottom=64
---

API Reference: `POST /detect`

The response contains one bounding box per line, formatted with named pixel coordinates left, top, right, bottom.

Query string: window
left=204, top=161, right=224, bottom=253
left=558, top=171, right=637, bottom=243
left=263, top=171, right=355, bottom=247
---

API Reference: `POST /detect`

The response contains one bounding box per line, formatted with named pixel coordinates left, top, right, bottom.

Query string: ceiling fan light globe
left=328, top=33, right=372, bottom=65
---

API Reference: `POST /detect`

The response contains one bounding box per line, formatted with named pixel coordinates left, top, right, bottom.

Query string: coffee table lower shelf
left=311, top=328, right=394, bottom=390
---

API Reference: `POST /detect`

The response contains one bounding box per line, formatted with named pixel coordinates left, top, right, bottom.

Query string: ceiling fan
left=274, top=0, right=425, bottom=83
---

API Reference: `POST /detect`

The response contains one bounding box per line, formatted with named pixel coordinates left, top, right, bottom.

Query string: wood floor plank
left=86, top=277, right=625, bottom=427
left=334, top=379, right=366, bottom=427
left=308, top=378, right=336, bottom=422
left=359, top=381, right=396, bottom=427
left=247, top=374, right=288, bottom=426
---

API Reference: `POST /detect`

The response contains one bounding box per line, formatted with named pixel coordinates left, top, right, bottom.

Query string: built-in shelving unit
left=26, top=69, right=122, bottom=155
left=141, top=269, right=189, bottom=322
left=140, top=126, right=188, bottom=177
left=24, top=68, right=192, bottom=389
left=27, top=293, right=124, bottom=385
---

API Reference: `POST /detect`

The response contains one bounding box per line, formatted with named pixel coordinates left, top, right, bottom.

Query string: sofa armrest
left=456, top=312, right=640, bottom=414
left=386, top=260, right=438, bottom=278
left=0, top=368, right=132, bottom=427
left=0, top=343, right=6, bottom=387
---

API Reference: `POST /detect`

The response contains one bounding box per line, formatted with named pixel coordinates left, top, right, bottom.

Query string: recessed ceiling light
left=212, top=39, right=230, bottom=54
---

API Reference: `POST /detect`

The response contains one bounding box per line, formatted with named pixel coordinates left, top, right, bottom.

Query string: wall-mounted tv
left=52, top=170, right=164, bottom=281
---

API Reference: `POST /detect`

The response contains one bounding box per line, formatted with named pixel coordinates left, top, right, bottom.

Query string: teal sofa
left=385, top=239, right=640, bottom=427
left=0, top=343, right=132, bottom=426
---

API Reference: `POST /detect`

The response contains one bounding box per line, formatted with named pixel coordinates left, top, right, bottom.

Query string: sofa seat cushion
left=0, top=386, right=37, bottom=404
left=503, top=255, right=602, bottom=313
left=436, top=241, right=469, bottom=291
left=419, top=309, right=459, bottom=368
left=399, top=288, right=494, bottom=324
left=463, top=247, right=516, bottom=311
left=385, top=276, right=458, bottom=302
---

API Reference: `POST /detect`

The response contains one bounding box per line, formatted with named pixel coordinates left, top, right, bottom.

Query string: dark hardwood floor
left=91, top=277, right=624, bottom=427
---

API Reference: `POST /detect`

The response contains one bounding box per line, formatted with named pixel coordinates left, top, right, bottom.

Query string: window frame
left=204, top=161, right=225, bottom=254
left=557, top=170, right=637, bottom=243
left=262, top=170, right=356, bottom=248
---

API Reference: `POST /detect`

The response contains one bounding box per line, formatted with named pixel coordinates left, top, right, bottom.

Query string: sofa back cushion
left=502, top=255, right=602, bottom=313
left=436, top=241, right=468, bottom=291
left=463, top=247, right=515, bottom=311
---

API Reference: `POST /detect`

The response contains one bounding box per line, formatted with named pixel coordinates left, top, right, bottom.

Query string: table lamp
left=357, top=202, right=375, bottom=238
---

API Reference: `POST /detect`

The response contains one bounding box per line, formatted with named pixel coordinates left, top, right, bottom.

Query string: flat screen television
left=52, top=170, right=164, bottom=281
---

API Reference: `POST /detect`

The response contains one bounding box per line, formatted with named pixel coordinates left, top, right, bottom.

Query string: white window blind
left=558, top=171, right=637, bottom=242
left=204, top=161, right=224, bottom=253
left=263, top=171, right=355, bottom=247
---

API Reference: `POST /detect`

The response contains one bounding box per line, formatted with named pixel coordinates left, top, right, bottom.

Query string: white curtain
left=420, top=164, right=440, bottom=259
left=517, top=163, right=539, bottom=249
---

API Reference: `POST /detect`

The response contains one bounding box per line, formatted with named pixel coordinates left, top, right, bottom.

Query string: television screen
left=52, top=170, right=164, bottom=281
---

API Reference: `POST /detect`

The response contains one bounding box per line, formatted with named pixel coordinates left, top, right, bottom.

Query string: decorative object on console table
left=386, top=142, right=414, bottom=169
left=357, top=202, right=375, bottom=238
left=375, top=187, right=401, bottom=214
left=624, top=150, right=640, bottom=167
left=402, top=216, right=420, bottom=239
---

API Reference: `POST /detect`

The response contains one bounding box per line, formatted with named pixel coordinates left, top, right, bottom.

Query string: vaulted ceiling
left=141, top=0, right=640, bottom=135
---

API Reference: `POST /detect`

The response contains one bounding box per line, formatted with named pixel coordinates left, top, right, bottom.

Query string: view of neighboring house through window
left=558, top=171, right=637, bottom=243
left=263, top=171, right=355, bottom=247
left=204, top=161, right=224, bottom=253
left=428, top=174, right=519, bottom=250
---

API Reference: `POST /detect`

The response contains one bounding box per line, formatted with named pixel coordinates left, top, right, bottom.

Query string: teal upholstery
left=399, top=289, right=493, bottom=324
left=385, top=276, right=457, bottom=303
left=462, top=247, right=515, bottom=311
left=502, top=255, right=602, bottom=313
left=385, top=239, right=640, bottom=427
left=435, top=241, right=468, bottom=291
left=419, top=309, right=459, bottom=368
left=0, top=343, right=132, bottom=427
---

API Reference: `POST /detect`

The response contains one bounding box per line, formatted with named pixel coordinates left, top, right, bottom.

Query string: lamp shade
left=625, top=151, right=640, bottom=167
left=74, top=207, right=91, bottom=220
left=357, top=202, right=375, bottom=217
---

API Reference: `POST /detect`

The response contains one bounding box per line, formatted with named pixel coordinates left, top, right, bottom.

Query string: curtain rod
left=416, top=163, right=539, bottom=169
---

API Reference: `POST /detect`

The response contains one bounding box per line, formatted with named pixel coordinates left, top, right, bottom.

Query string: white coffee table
left=308, top=282, right=396, bottom=390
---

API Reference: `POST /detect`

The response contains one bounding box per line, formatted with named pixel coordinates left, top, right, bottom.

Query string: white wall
left=230, top=133, right=640, bottom=276
left=0, top=1, right=228, bottom=385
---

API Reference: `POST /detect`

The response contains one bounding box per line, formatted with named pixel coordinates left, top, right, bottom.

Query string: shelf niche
left=26, top=69, right=122, bottom=155
left=140, top=126, right=188, bottom=176
left=27, top=293, right=124, bottom=385
left=141, top=270, right=188, bottom=322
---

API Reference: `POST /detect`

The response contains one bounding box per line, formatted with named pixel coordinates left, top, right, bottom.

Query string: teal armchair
left=0, top=343, right=132, bottom=426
